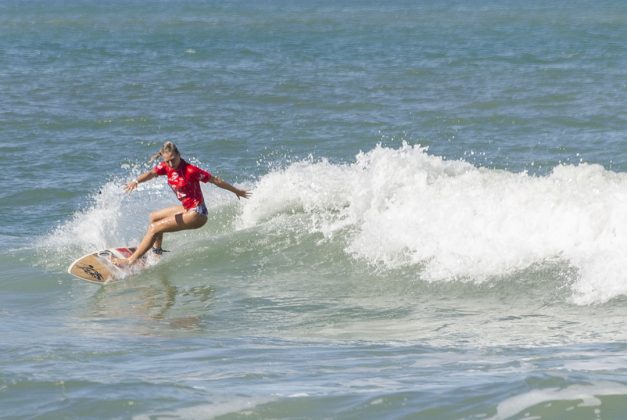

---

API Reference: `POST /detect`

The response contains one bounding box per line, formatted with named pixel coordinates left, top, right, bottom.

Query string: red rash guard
left=153, top=159, right=213, bottom=210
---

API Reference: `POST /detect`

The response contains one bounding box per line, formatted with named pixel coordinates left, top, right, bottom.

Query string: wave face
left=240, top=143, right=627, bottom=305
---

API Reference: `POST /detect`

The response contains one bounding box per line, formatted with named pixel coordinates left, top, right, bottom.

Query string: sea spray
left=240, top=143, right=627, bottom=304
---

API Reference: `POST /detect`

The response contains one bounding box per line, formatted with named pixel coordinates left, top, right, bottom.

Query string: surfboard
left=67, top=247, right=147, bottom=285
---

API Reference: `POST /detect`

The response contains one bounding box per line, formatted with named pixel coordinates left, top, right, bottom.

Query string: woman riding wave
left=114, top=141, right=250, bottom=266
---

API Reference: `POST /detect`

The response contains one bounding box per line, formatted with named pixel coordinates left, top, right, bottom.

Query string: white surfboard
left=67, top=247, right=148, bottom=285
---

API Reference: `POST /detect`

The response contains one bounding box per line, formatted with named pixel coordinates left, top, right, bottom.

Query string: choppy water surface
left=3, top=0, right=627, bottom=418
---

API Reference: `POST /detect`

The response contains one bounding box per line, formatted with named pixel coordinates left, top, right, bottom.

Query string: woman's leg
left=149, top=206, right=184, bottom=250
left=116, top=210, right=207, bottom=265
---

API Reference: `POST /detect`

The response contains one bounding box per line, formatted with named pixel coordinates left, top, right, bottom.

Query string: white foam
left=240, top=143, right=627, bottom=304
left=42, top=181, right=133, bottom=254
left=491, top=382, right=627, bottom=419
left=132, top=396, right=275, bottom=419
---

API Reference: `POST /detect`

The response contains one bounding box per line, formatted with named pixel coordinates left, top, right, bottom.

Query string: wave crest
left=240, top=143, right=627, bottom=304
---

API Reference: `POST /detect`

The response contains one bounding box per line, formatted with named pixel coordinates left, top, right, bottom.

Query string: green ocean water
left=3, top=0, right=627, bottom=418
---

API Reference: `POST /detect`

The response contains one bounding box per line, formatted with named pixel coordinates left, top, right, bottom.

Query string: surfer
left=113, top=141, right=250, bottom=266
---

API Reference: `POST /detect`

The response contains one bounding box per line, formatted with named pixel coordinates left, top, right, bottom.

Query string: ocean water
left=3, top=0, right=627, bottom=418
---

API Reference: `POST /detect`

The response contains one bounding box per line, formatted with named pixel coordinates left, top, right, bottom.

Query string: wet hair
left=149, top=141, right=180, bottom=163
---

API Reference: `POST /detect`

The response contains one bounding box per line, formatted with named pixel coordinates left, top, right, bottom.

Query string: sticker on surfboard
left=67, top=247, right=150, bottom=285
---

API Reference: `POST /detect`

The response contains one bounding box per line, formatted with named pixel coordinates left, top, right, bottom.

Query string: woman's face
left=162, top=151, right=181, bottom=169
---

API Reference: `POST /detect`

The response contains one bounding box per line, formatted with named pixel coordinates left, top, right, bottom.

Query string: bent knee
left=147, top=222, right=161, bottom=236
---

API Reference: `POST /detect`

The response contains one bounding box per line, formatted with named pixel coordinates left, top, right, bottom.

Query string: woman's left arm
left=210, top=176, right=250, bottom=200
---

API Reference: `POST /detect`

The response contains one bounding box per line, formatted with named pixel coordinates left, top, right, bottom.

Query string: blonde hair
left=149, top=141, right=180, bottom=163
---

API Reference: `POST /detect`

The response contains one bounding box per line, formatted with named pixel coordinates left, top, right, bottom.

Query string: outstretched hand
left=209, top=176, right=251, bottom=200
left=235, top=189, right=251, bottom=200
left=123, top=180, right=139, bottom=194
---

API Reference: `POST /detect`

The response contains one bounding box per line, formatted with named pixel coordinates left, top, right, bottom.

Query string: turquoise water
left=3, top=0, right=627, bottom=418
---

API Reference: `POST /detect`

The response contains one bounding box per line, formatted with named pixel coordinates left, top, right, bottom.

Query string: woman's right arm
left=124, top=170, right=158, bottom=193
